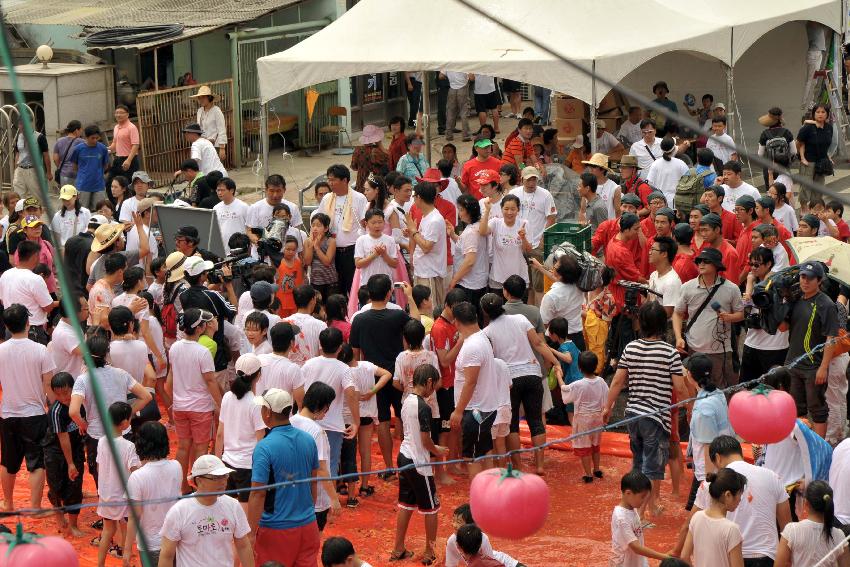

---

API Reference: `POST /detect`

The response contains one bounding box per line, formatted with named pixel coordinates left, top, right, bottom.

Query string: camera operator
left=672, top=247, right=744, bottom=389
left=740, top=248, right=789, bottom=385
left=778, top=262, right=838, bottom=438
left=179, top=256, right=237, bottom=374
left=174, top=225, right=220, bottom=263
left=605, top=212, right=646, bottom=363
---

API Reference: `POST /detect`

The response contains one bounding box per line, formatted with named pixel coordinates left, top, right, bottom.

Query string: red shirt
left=501, top=135, right=537, bottom=168
left=709, top=239, right=740, bottom=284
left=429, top=315, right=458, bottom=387
left=837, top=219, right=850, bottom=241
left=718, top=208, right=742, bottom=246
left=461, top=157, right=502, bottom=200
left=411, top=196, right=457, bottom=265
left=735, top=221, right=760, bottom=282
left=640, top=216, right=656, bottom=239
left=606, top=236, right=643, bottom=309
left=623, top=176, right=653, bottom=208
left=388, top=134, right=406, bottom=169
left=672, top=252, right=699, bottom=282
left=592, top=218, right=643, bottom=258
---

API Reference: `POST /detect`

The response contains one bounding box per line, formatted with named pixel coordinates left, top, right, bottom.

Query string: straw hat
left=164, top=251, right=188, bottom=283
left=581, top=153, right=612, bottom=172
left=358, top=124, right=384, bottom=145
left=189, top=85, right=216, bottom=101
left=91, top=223, right=123, bottom=253
left=758, top=107, right=783, bottom=128
left=619, top=155, right=641, bottom=170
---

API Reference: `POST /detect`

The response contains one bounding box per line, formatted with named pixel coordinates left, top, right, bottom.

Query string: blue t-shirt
left=558, top=341, right=582, bottom=385
left=70, top=142, right=109, bottom=192
left=695, top=164, right=717, bottom=189
left=251, top=424, right=319, bottom=529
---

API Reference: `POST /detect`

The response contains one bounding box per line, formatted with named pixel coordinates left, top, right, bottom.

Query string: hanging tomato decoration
left=728, top=384, right=796, bottom=444
left=469, top=465, right=549, bottom=540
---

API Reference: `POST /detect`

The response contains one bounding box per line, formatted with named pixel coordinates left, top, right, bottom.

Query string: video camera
left=617, top=280, right=663, bottom=316
left=749, top=264, right=826, bottom=335
left=207, top=247, right=253, bottom=287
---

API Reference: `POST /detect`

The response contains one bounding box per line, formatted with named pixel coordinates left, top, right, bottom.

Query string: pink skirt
left=346, top=243, right=410, bottom=318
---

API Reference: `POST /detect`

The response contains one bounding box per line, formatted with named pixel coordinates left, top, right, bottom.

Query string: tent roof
left=257, top=0, right=840, bottom=105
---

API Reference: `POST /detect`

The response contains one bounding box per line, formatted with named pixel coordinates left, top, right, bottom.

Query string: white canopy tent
left=256, top=0, right=842, bottom=168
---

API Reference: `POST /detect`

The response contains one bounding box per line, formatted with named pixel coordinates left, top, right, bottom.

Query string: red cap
left=473, top=169, right=500, bottom=186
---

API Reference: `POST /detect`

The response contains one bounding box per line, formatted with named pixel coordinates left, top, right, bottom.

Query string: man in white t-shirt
left=245, top=174, right=303, bottom=239
left=616, top=106, right=643, bottom=147
left=48, top=294, right=87, bottom=376
left=313, top=165, right=368, bottom=296
left=449, top=301, right=504, bottom=478
left=648, top=235, right=682, bottom=318
left=0, top=240, right=58, bottom=331
left=300, top=327, right=359, bottom=481
left=213, top=177, right=249, bottom=254
left=257, top=321, right=305, bottom=398
left=408, top=181, right=448, bottom=307
left=182, top=123, right=227, bottom=176
left=118, top=171, right=153, bottom=222
left=629, top=119, right=664, bottom=175
left=0, top=304, right=56, bottom=509
left=594, top=120, right=625, bottom=158
left=676, top=435, right=791, bottom=561
left=510, top=166, right=557, bottom=305
left=706, top=116, right=738, bottom=166
left=282, top=284, right=328, bottom=367
left=720, top=161, right=760, bottom=212
left=159, top=454, right=253, bottom=567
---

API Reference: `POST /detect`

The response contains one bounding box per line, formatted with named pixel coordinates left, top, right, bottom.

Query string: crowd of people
left=0, top=80, right=849, bottom=567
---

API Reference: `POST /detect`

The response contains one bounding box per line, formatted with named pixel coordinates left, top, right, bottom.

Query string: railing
left=136, top=79, right=235, bottom=186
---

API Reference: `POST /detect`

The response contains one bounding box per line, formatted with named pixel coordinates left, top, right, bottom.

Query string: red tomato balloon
left=0, top=525, right=78, bottom=567
left=469, top=467, right=549, bottom=540
left=728, top=385, right=796, bottom=444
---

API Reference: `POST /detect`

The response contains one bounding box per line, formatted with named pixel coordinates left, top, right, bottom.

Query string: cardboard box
left=553, top=118, right=585, bottom=139
left=597, top=114, right=624, bottom=132
left=554, top=96, right=587, bottom=120
left=597, top=91, right=621, bottom=113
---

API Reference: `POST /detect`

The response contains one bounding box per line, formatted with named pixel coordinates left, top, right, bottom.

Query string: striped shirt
left=618, top=338, right=683, bottom=432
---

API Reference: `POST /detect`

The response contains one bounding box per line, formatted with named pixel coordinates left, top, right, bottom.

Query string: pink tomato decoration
left=469, top=466, right=549, bottom=539
left=0, top=524, right=78, bottom=567
left=728, top=385, right=796, bottom=444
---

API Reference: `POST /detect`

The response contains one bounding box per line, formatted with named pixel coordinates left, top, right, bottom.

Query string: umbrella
left=786, top=236, right=850, bottom=285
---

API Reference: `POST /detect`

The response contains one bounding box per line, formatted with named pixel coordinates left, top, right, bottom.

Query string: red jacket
left=735, top=221, right=760, bottom=283
left=711, top=239, right=740, bottom=284
left=593, top=218, right=643, bottom=258
left=718, top=208, right=742, bottom=246
left=641, top=216, right=656, bottom=239
left=673, top=252, right=699, bottom=283
left=606, top=236, right=643, bottom=309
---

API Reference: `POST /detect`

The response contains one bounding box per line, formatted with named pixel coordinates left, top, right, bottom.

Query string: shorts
left=525, top=243, right=545, bottom=293
left=316, top=508, right=329, bottom=532
left=359, top=417, right=375, bottom=426
left=377, top=379, right=402, bottom=423
left=491, top=405, right=512, bottom=439
left=573, top=444, right=601, bottom=457
left=789, top=366, right=829, bottom=423
left=340, top=431, right=358, bottom=476
left=173, top=410, right=214, bottom=444
left=474, top=91, right=500, bottom=114
left=0, top=415, right=47, bottom=473
left=437, top=387, right=455, bottom=433
left=571, top=412, right=603, bottom=450
left=223, top=462, right=253, bottom=503
left=255, top=522, right=320, bottom=567
left=501, top=79, right=521, bottom=94
left=626, top=414, right=669, bottom=481
left=397, top=453, right=440, bottom=514
left=430, top=418, right=442, bottom=446
left=461, top=409, right=497, bottom=458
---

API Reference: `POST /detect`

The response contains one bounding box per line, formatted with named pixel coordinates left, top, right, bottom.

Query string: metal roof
left=2, top=0, right=303, bottom=50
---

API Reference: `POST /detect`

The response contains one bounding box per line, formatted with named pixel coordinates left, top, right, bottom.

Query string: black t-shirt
left=64, top=232, right=94, bottom=296
left=349, top=307, right=411, bottom=374
left=796, top=123, right=833, bottom=163
left=786, top=291, right=839, bottom=370
left=758, top=127, right=793, bottom=147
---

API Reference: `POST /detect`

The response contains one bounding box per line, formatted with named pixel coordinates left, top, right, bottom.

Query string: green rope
left=0, top=14, right=152, bottom=567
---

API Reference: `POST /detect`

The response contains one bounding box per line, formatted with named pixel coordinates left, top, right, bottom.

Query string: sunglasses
left=748, top=261, right=762, bottom=268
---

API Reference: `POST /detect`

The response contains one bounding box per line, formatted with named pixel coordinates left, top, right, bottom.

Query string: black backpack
left=764, top=128, right=791, bottom=164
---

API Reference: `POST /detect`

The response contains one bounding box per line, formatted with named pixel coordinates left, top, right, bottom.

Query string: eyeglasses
left=748, top=262, right=762, bottom=267
left=649, top=247, right=661, bottom=253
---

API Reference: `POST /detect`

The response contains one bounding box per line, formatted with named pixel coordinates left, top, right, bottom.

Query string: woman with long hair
left=774, top=480, right=849, bottom=567
left=325, top=293, right=351, bottom=342
left=448, top=195, right=489, bottom=309
left=479, top=194, right=530, bottom=290
left=113, top=266, right=167, bottom=373
left=796, top=103, right=833, bottom=215
left=681, top=468, right=746, bottom=567
left=51, top=185, right=91, bottom=246
left=214, top=353, right=266, bottom=514
left=110, top=175, right=132, bottom=215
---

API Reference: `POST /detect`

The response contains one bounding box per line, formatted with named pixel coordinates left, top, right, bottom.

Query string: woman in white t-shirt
left=682, top=468, right=746, bottom=567
left=114, top=266, right=166, bottom=373
left=768, top=181, right=798, bottom=233
left=480, top=294, right=561, bottom=475
left=646, top=137, right=689, bottom=209
left=448, top=194, right=490, bottom=308
left=51, top=186, right=91, bottom=246
left=480, top=194, right=530, bottom=289
left=124, top=421, right=183, bottom=567
left=214, top=354, right=266, bottom=513
left=775, top=481, right=849, bottom=567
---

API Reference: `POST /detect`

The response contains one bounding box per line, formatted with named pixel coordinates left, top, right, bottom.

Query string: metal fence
left=136, top=80, right=235, bottom=186
left=0, top=104, right=38, bottom=193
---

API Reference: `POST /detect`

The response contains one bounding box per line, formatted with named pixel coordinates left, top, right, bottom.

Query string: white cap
left=235, top=353, right=262, bottom=376
left=183, top=256, right=214, bottom=277
left=89, top=214, right=109, bottom=227
left=190, top=454, right=235, bottom=479
left=14, top=200, right=23, bottom=213
left=254, top=388, right=293, bottom=413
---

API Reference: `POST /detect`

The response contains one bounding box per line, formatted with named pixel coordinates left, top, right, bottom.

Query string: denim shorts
left=626, top=414, right=670, bottom=481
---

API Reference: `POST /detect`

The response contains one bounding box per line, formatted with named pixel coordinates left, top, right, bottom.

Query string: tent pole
left=590, top=60, right=597, bottom=154
left=727, top=29, right=734, bottom=136
left=261, top=102, right=269, bottom=180
left=422, top=71, right=432, bottom=164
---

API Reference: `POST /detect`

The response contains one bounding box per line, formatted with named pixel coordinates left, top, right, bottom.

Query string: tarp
left=256, top=0, right=841, bottom=105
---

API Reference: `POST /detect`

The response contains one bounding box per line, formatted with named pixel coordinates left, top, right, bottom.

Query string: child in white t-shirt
left=775, top=480, right=850, bottom=567
left=561, top=351, right=609, bottom=483
left=242, top=311, right=272, bottom=355
left=393, top=319, right=441, bottom=428
left=321, top=535, right=377, bottom=567
left=681, top=468, right=745, bottom=567
left=611, top=471, right=670, bottom=567
left=354, top=208, right=398, bottom=281
left=96, top=401, right=140, bottom=566
left=338, top=343, right=391, bottom=503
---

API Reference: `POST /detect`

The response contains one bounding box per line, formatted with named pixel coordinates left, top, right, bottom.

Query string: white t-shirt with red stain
left=393, top=349, right=440, bottom=416
left=169, top=339, right=216, bottom=413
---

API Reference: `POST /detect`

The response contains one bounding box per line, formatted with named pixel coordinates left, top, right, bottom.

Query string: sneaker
left=593, top=470, right=604, bottom=479
left=582, top=475, right=593, bottom=484
left=347, top=496, right=359, bottom=508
